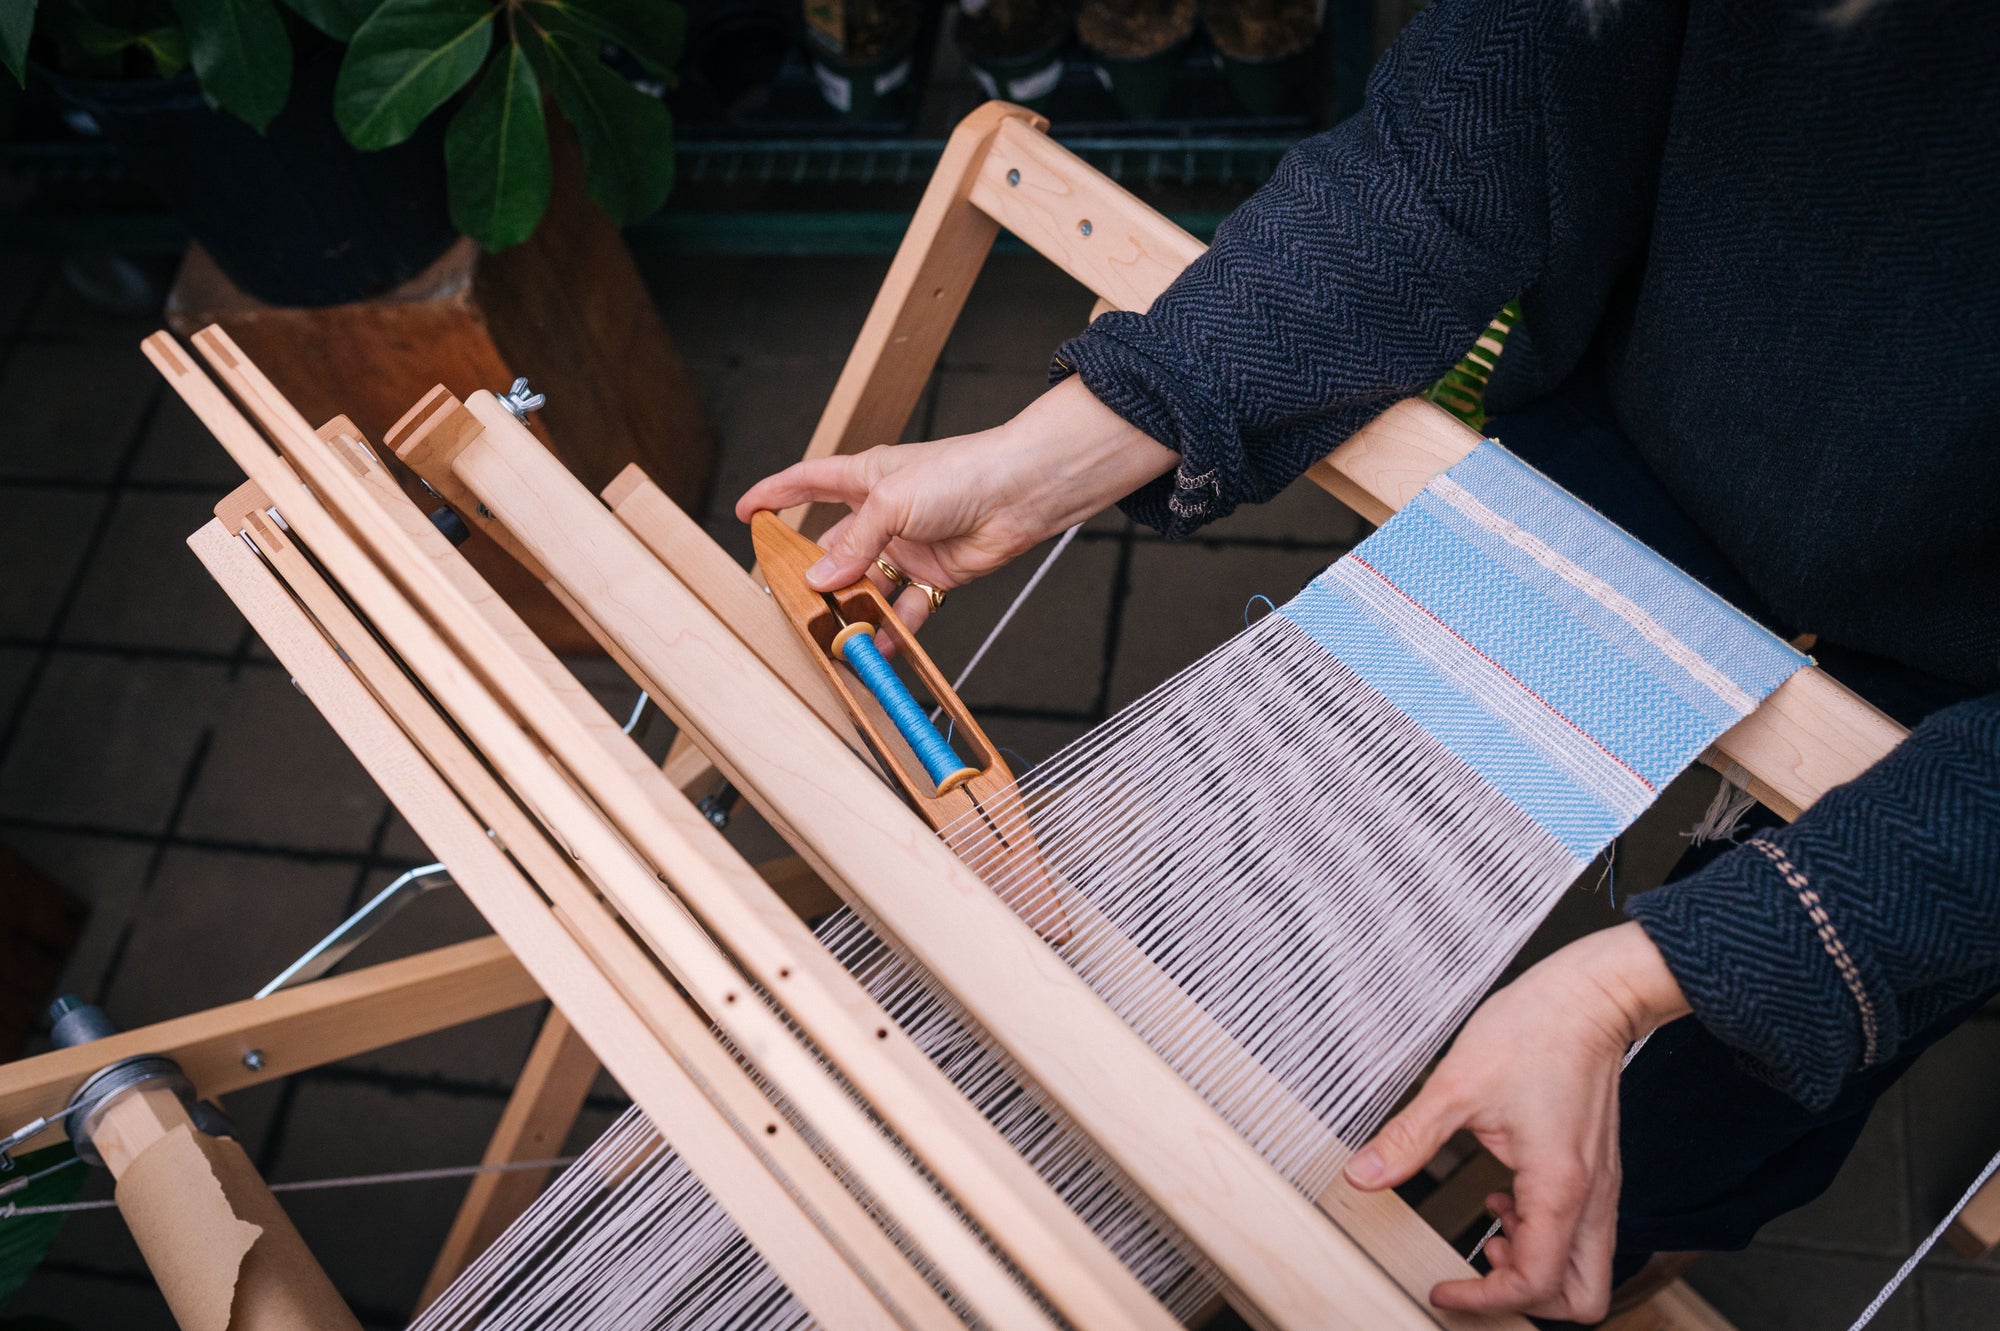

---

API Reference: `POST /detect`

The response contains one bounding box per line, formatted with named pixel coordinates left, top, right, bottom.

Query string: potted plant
left=802, top=0, right=919, bottom=120
left=4, top=1, right=684, bottom=305
left=6, top=0, right=461, bottom=306
left=333, top=0, right=684, bottom=249
left=1202, top=0, right=1318, bottom=116
left=954, top=0, right=1069, bottom=112
left=1076, top=0, right=1192, bottom=121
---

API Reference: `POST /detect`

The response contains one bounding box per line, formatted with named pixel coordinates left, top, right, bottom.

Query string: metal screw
left=1007, top=169, right=1020, bottom=187
left=1079, top=219, right=1092, bottom=237
left=500, top=376, right=546, bottom=420
left=477, top=502, right=494, bottom=520
left=241, top=1049, right=265, bottom=1071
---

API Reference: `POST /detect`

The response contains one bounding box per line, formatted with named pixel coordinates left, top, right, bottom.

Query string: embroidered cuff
left=1625, top=833, right=1890, bottom=1112
left=1052, top=314, right=1247, bottom=539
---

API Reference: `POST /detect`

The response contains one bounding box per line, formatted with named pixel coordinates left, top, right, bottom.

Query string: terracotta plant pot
left=1077, top=0, right=1196, bottom=120
left=956, top=0, right=1072, bottom=112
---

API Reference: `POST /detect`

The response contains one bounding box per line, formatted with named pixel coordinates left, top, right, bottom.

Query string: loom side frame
left=175, top=354, right=1191, bottom=1331
left=799, top=104, right=1908, bottom=824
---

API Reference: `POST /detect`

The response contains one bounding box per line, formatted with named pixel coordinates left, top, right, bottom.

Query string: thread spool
left=833, top=623, right=978, bottom=794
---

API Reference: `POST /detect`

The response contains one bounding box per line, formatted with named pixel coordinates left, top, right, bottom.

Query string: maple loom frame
left=0, top=103, right=1909, bottom=1331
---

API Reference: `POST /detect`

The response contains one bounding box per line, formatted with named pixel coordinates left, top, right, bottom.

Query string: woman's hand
left=736, top=377, right=1177, bottom=633
left=1345, top=922, right=1691, bottom=1323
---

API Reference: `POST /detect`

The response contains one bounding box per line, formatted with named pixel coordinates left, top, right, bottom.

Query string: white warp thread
left=420, top=614, right=1602, bottom=1328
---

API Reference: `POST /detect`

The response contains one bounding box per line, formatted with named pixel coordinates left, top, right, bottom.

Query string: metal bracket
left=255, top=864, right=457, bottom=998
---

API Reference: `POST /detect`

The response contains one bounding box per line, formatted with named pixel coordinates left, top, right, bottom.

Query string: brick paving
left=0, top=247, right=1993, bottom=1330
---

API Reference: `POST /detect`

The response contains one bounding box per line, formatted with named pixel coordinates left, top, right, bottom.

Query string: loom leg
left=416, top=1008, right=600, bottom=1311
left=1946, top=1170, right=2000, bottom=1258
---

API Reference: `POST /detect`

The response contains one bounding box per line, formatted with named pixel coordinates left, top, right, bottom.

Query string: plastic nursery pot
left=1077, top=0, right=1197, bottom=120
left=807, top=46, right=918, bottom=118
left=1203, top=0, right=1320, bottom=116
left=38, top=42, right=455, bottom=308
left=1216, top=45, right=1315, bottom=115
left=686, top=5, right=796, bottom=116
left=955, top=0, right=1072, bottom=112
left=803, top=0, right=921, bottom=119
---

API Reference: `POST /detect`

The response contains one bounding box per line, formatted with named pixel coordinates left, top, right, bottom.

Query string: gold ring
left=909, top=580, right=947, bottom=614
left=874, top=556, right=910, bottom=589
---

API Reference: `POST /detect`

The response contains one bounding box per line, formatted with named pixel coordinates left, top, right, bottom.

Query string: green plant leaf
left=445, top=40, right=550, bottom=249
left=281, top=0, right=381, bottom=41
left=139, top=23, right=192, bottom=75
left=69, top=12, right=193, bottom=77
left=529, top=22, right=673, bottom=223
left=335, top=0, right=493, bottom=150
left=170, top=0, right=294, bottom=131
left=529, top=0, right=684, bottom=80
left=1, top=0, right=34, bottom=86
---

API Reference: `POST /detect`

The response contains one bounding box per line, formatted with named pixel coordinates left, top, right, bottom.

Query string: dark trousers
left=1485, top=364, right=1992, bottom=1297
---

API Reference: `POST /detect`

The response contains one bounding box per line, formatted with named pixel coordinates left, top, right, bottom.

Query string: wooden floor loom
left=0, top=103, right=1910, bottom=1331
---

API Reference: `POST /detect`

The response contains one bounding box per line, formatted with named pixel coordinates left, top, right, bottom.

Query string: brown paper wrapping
left=116, top=1124, right=363, bottom=1331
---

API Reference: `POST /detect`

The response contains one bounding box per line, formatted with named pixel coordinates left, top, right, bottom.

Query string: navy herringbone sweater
left=1057, top=0, right=2000, bottom=1110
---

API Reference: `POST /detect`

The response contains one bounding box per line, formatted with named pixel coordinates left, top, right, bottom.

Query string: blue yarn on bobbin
left=836, top=626, right=973, bottom=790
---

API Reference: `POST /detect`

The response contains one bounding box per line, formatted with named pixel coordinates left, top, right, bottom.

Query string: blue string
left=839, top=631, right=968, bottom=788
left=1243, top=593, right=1276, bottom=628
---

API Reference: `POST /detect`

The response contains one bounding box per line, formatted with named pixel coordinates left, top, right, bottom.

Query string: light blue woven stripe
left=1278, top=441, right=1808, bottom=858
left=1281, top=575, right=1628, bottom=855
left=1412, top=490, right=1748, bottom=739
left=1443, top=444, right=1806, bottom=699
left=1359, top=506, right=1718, bottom=789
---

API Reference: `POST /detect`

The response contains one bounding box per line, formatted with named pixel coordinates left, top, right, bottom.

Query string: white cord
left=1845, top=1143, right=2000, bottom=1330
left=0, top=1154, right=577, bottom=1219
left=931, top=523, right=1083, bottom=717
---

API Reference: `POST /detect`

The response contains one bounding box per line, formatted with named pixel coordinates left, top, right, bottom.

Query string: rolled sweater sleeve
left=1627, top=695, right=2000, bottom=1111
left=1055, top=0, right=1687, bottom=536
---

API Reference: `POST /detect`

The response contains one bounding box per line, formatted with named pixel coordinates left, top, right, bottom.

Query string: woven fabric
left=1281, top=442, right=1807, bottom=860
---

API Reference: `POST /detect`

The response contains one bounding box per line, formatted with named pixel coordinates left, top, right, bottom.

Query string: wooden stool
left=165, top=161, right=712, bottom=654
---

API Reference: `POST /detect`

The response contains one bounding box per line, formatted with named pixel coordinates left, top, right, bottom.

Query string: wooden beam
left=790, top=101, right=1048, bottom=538
left=415, top=1009, right=599, bottom=1310
left=212, top=493, right=957, bottom=1331
left=0, top=935, right=535, bottom=1146
left=176, top=354, right=1159, bottom=1331
left=965, top=117, right=1205, bottom=317
left=187, top=516, right=915, bottom=1331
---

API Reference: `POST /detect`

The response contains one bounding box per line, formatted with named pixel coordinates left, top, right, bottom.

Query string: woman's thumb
left=1346, top=1087, right=1463, bottom=1191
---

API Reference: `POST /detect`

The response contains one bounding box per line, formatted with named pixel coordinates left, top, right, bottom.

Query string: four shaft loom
left=0, top=102, right=1911, bottom=1331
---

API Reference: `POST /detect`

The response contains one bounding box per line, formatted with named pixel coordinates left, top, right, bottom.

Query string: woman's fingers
left=735, top=452, right=879, bottom=522
left=810, top=492, right=908, bottom=590
left=1345, top=1081, right=1465, bottom=1191
left=885, top=585, right=934, bottom=640
left=1433, top=1155, right=1595, bottom=1317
